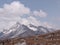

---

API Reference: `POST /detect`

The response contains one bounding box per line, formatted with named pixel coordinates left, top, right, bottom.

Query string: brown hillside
left=0, top=30, right=60, bottom=45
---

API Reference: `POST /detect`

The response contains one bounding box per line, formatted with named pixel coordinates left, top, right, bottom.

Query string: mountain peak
left=0, top=22, right=55, bottom=39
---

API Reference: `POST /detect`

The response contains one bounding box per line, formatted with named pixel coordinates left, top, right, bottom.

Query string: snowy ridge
left=0, top=22, right=54, bottom=39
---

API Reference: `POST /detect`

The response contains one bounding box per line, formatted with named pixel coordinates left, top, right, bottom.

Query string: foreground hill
left=0, top=30, right=60, bottom=45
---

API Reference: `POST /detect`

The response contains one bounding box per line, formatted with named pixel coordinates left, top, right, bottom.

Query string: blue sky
left=0, top=0, right=60, bottom=31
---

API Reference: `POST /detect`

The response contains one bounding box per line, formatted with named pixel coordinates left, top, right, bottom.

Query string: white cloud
left=0, top=1, right=31, bottom=23
left=21, top=16, right=41, bottom=26
left=0, top=1, right=30, bottom=17
left=42, top=22, right=56, bottom=28
left=21, top=18, right=30, bottom=26
left=33, top=10, right=47, bottom=17
left=0, top=1, right=30, bottom=31
left=27, top=16, right=41, bottom=26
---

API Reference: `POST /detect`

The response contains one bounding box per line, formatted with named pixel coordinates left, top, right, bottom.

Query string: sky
left=0, top=0, right=60, bottom=31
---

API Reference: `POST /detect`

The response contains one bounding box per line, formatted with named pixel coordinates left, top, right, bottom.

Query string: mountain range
left=0, top=22, right=55, bottom=40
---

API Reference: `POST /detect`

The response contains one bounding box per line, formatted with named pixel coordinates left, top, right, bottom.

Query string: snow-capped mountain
left=0, top=22, right=54, bottom=39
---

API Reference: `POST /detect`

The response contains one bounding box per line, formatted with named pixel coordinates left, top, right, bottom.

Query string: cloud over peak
left=21, top=16, right=41, bottom=26
left=0, top=1, right=56, bottom=31
left=0, top=1, right=31, bottom=30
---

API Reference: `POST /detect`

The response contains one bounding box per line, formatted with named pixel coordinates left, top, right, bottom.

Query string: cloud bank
left=0, top=1, right=56, bottom=31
